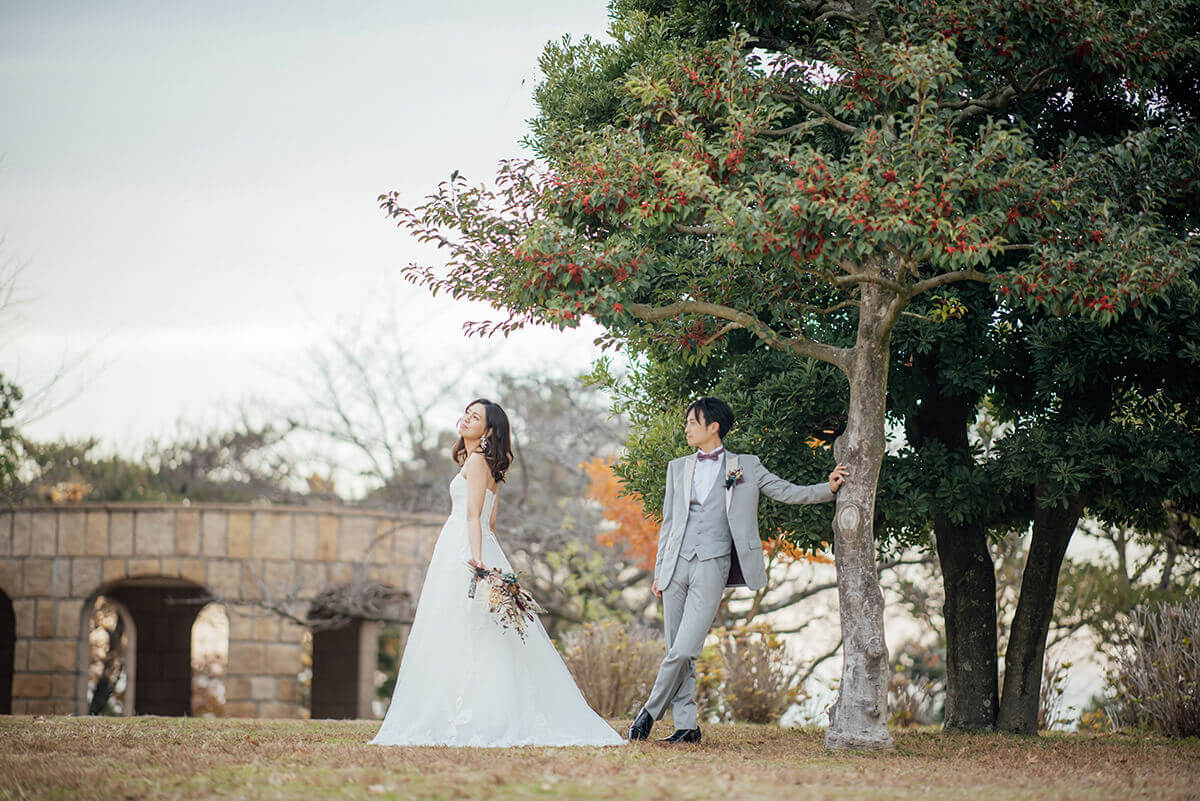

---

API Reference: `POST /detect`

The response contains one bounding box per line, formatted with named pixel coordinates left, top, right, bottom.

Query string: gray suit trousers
left=643, top=552, right=731, bottom=730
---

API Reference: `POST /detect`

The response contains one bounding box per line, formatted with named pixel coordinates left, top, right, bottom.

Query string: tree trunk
left=825, top=285, right=895, bottom=751
left=935, top=518, right=999, bottom=729
left=996, top=490, right=1085, bottom=734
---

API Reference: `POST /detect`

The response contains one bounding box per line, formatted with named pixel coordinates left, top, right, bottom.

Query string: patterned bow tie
left=696, top=448, right=725, bottom=462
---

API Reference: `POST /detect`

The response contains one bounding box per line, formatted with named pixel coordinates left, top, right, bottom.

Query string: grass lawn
left=1, top=716, right=1197, bottom=801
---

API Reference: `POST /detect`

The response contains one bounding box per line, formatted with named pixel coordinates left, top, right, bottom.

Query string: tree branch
left=628, top=300, right=849, bottom=369
left=763, top=120, right=825, bottom=138
left=674, top=223, right=715, bottom=235
left=908, top=268, right=993, bottom=296
left=831, top=272, right=907, bottom=294
left=796, top=95, right=860, bottom=135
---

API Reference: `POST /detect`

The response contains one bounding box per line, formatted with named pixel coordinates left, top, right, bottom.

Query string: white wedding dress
left=370, top=473, right=624, bottom=747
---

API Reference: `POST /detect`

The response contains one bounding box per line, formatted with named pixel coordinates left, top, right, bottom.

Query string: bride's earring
left=479, top=435, right=489, bottom=452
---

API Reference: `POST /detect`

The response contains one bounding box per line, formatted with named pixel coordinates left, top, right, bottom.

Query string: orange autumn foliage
left=584, top=457, right=660, bottom=571
left=584, top=457, right=834, bottom=570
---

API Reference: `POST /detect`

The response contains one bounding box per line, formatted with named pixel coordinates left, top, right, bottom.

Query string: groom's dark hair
left=686, top=397, right=734, bottom=439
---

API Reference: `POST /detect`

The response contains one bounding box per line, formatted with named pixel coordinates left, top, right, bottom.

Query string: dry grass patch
left=1, top=717, right=1197, bottom=801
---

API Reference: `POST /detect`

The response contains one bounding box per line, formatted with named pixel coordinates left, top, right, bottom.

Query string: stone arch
left=308, top=616, right=382, bottom=720
left=88, top=576, right=209, bottom=716
left=78, top=592, right=136, bottom=715
left=0, top=588, right=14, bottom=714
left=190, top=601, right=228, bottom=716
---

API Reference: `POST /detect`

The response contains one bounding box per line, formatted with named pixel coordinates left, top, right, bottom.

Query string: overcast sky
left=1, top=1, right=614, bottom=448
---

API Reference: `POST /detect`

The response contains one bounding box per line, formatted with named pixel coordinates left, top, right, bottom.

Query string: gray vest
left=678, top=470, right=734, bottom=561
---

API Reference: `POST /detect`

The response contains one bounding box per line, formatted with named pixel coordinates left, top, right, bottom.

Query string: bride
left=371, top=398, right=624, bottom=747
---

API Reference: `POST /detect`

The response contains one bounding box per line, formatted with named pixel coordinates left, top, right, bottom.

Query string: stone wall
left=0, top=503, right=441, bottom=717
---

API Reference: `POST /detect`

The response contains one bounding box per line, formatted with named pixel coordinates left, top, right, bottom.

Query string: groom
left=628, top=397, right=848, bottom=743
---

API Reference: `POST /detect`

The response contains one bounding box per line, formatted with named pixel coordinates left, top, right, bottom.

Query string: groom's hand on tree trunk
left=829, top=464, right=849, bottom=494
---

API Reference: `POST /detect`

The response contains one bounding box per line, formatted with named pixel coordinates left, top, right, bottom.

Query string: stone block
left=277, top=676, right=301, bottom=703
left=249, top=676, right=277, bottom=701
left=258, top=701, right=301, bottom=719
left=226, top=610, right=255, bottom=640
left=0, top=514, right=10, bottom=556
left=13, top=599, right=35, bottom=638
left=295, top=562, right=324, bottom=591
left=29, top=639, right=75, bottom=673
left=265, top=643, right=300, bottom=675
left=227, top=513, right=252, bottom=559
left=369, top=564, right=404, bottom=586
left=293, top=515, right=317, bottom=560
left=328, top=563, right=355, bottom=585
left=50, top=674, right=77, bottom=699
left=223, top=701, right=257, bottom=718
left=160, top=558, right=180, bottom=579
left=263, top=560, right=294, bottom=592
left=228, top=643, right=267, bottom=675
left=11, top=512, right=32, bottom=556
left=372, top=519, right=402, bottom=564
left=238, top=561, right=264, bottom=601
left=134, top=511, right=174, bottom=556
left=177, top=511, right=200, bottom=555
left=24, top=699, right=60, bottom=715
left=339, top=516, right=374, bottom=563
left=317, top=515, right=338, bottom=561
left=55, top=598, right=84, bottom=638
left=179, top=559, right=207, bottom=586
left=72, top=558, right=102, bottom=598
left=85, top=511, right=109, bottom=555
left=103, top=558, right=128, bottom=583
left=110, top=512, right=134, bottom=556
left=31, top=513, right=57, bottom=556
left=252, top=513, right=291, bottom=560
left=23, top=559, right=53, bottom=597
left=0, top=558, right=21, bottom=595
left=279, top=620, right=307, bottom=644
left=127, top=558, right=161, bottom=577
left=13, top=639, right=28, bottom=671
left=252, top=616, right=280, bottom=641
left=207, top=560, right=240, bottom=597
left=51, top=557, right=71, bottom=597
left=202, top=512, right=228, bottom=557
left=35, top=600, right=56, bottom=638
left=224, top=676, right=251, bottom=701
left=58, top=512, right=87, bottom=556
left=12, top=672, right=51, bottom=698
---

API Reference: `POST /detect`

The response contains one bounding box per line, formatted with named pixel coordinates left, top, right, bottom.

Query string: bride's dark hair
left=452, top=398, right=514, bottom=484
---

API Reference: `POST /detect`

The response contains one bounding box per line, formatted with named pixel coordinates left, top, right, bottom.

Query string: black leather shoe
left=659, top=727, right=701, bottom=743
left=628, top=708, right=653, bottom=741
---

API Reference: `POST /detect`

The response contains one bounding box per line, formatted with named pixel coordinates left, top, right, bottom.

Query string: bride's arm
left=463, top=454, right=488, bottom=566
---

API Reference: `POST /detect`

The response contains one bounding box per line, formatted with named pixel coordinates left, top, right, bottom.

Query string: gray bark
left=825, top=283, right=895, bottom=750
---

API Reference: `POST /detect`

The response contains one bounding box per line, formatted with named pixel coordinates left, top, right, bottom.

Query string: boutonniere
left=725, top=467, right=744, bottom=490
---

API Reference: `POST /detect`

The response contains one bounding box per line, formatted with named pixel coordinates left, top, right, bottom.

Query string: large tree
left=384, top=1, right=1194, bottom=748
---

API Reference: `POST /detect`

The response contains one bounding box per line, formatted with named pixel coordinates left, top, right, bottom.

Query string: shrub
left=1038, top=657, right=1072, bottom=731
left=1112, top=599, right=1200, bottom=737
left=888, top=669, right=936, bottom=728
left=560, top=620, right=663, bottom=718
left=697, top=623, right=801, bottom=724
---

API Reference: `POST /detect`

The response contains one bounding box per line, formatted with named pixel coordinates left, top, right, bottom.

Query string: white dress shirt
left=691, top=448, right=725, bottom=501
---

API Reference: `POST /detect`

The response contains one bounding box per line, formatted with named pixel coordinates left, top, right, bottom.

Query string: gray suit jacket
left=653, top=451, right=835, bottom=591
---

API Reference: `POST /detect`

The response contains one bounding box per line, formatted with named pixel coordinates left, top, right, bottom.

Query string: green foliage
left=0, top=374, right=23, bottom=503
left=588, top=346, right=849, bottom=553
left=12, top=425, right=299, bottom=504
